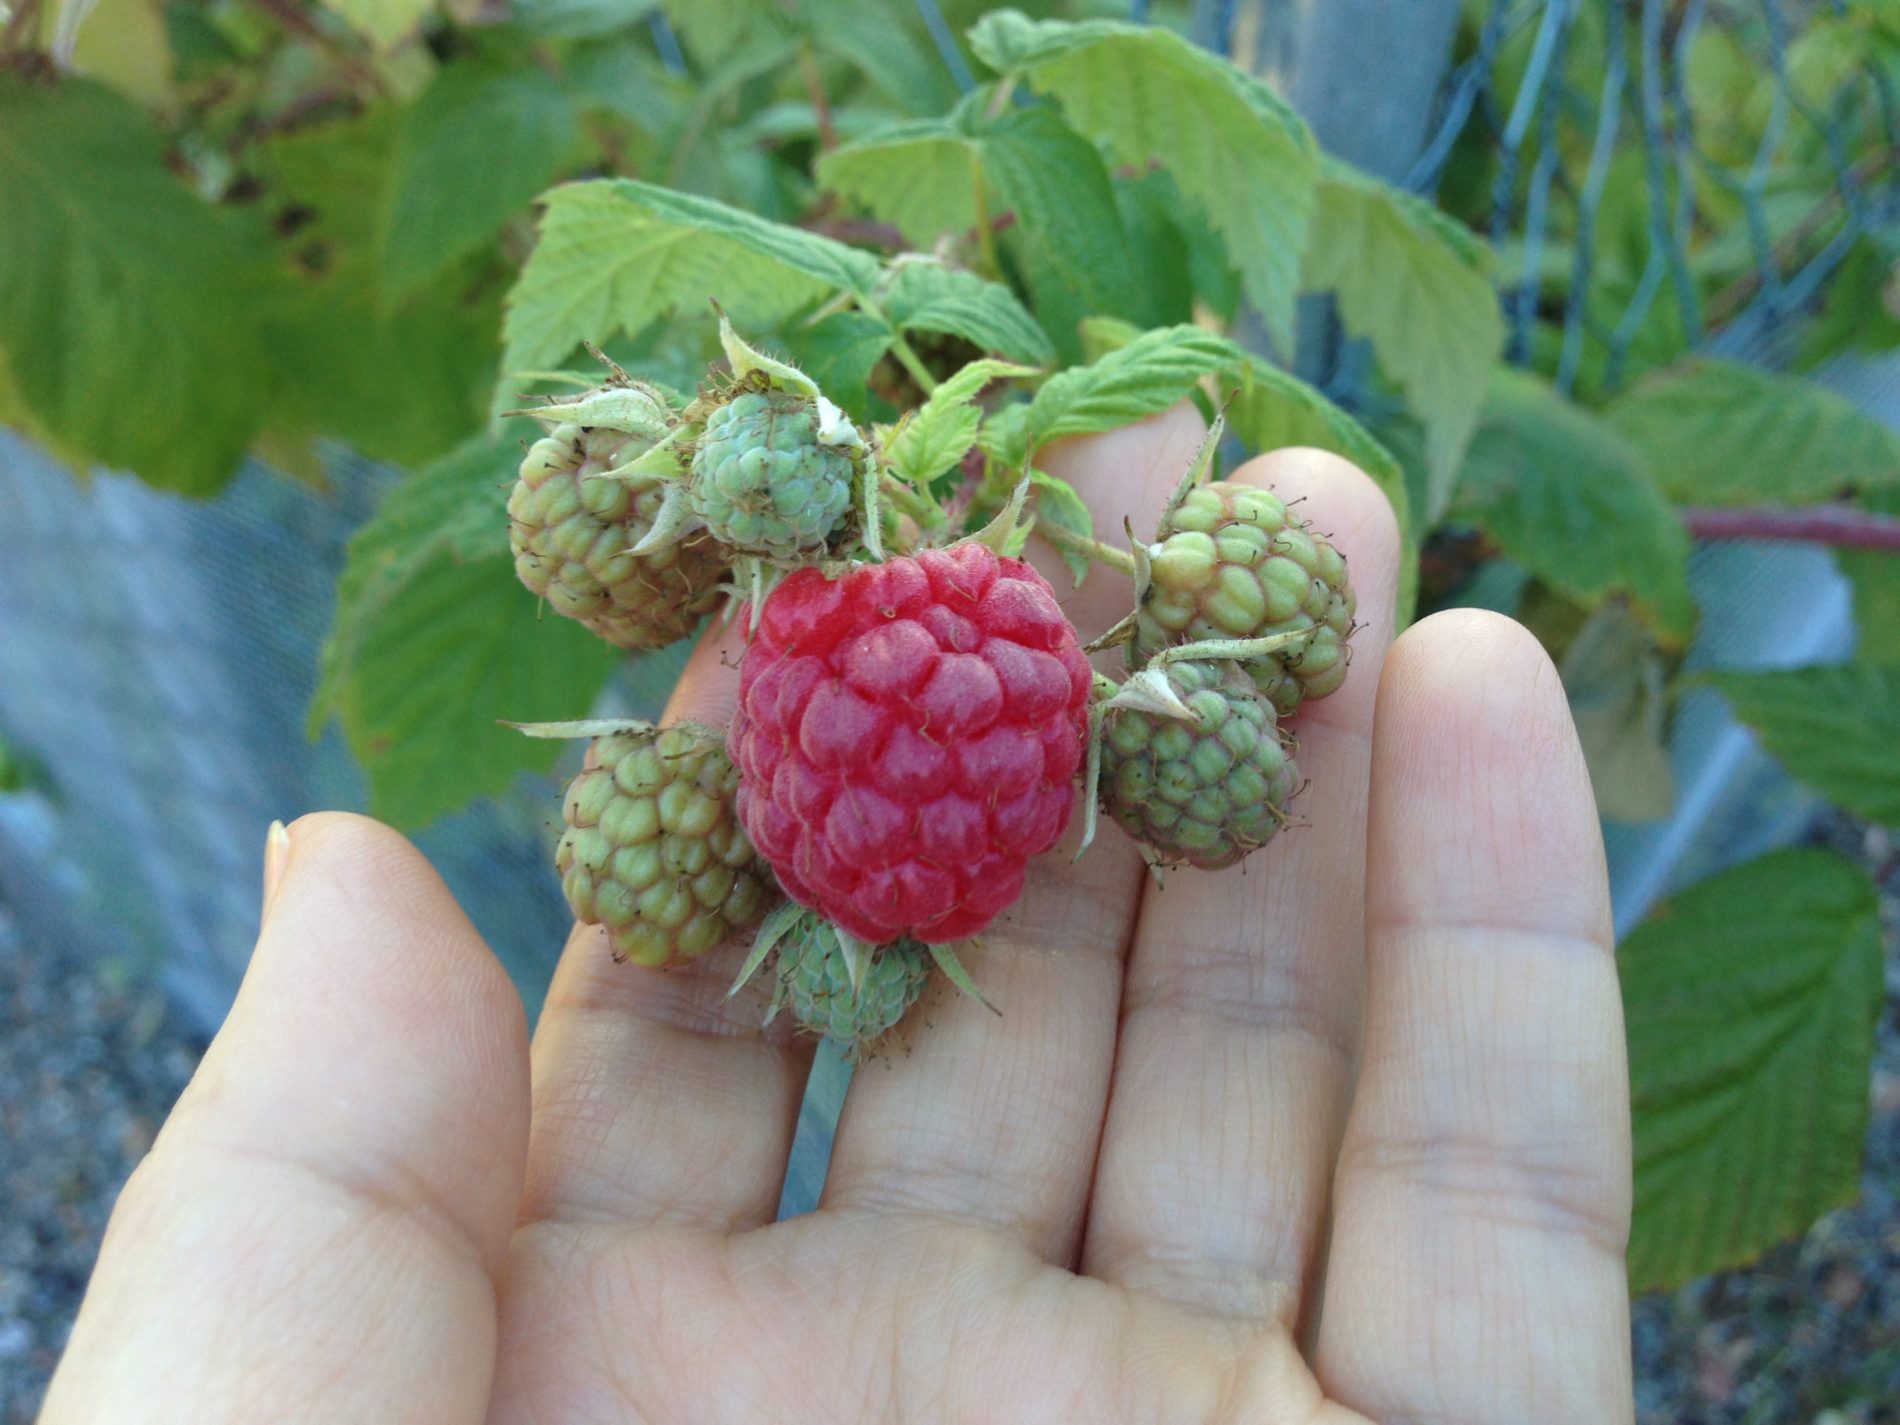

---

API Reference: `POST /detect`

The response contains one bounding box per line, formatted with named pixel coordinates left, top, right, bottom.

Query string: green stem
left=886, top=333, right=940, bottom=395
left=971, top=169, right=1002, bottom=276
left=1035, top=519, right=1138, bottom=576
left=857, top=294, right=938, bottom=395
left=880, top=471, right=944, bottom=527
left=985, top=75, right=1017, bottom=121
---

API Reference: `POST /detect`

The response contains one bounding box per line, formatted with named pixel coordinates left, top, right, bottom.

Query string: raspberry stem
left=1034, top=519, right=1138, bottom=576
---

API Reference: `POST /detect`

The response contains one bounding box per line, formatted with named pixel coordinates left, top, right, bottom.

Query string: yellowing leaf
left=1302, top=161, right=1501, bottom=522
left=43, top=0, right=175, bottom=108
left=322, top=0, right=435, bottom=51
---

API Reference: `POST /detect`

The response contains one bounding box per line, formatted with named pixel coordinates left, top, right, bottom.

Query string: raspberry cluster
left=510, top=323, right=1353, bottom=1055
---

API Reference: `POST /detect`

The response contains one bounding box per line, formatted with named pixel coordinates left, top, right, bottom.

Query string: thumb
left=42, top=813, right=530, bottom=1425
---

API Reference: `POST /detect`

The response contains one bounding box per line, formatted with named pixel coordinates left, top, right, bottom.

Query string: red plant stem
left=1680, top=504, right=1900, bottom=552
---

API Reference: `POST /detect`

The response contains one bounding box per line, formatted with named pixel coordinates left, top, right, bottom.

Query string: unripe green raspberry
left=509, top=413, right=726, bottom=649
left=1133, top=482, right=1354, bottom=715
left=773, top=915, right=930, bottom=1057
left=688, top=389, right=856, bottom=561
left=1098, top=659, right=1300, bottom=870
left=557, top=724, right=777, bottom=967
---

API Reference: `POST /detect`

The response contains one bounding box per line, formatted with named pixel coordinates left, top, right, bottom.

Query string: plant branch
left=1034, top=519, right=1138, bottom=576
left=247, top=0, right=385, bottom=97
left=1, top=0, right=43, bottom=56
left=1681, top=503, right=1900, bottom=552
left=886, top=334, right=940, bottom=395
left=795, top=42, right=837, bottom=150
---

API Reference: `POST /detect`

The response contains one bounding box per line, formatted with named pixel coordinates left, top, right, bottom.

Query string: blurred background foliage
left=3, top=0, right=1900, bottom=1335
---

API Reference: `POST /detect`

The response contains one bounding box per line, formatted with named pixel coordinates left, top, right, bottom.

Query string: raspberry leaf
left=380, top=57, right=581, bottom=302
left=0, top=76, right=270, bottom=495
left=1301, top=159, right=1502, bottom=523
left=1622, top=850, right=1883, bottom=1291
left=320, top=0, right=434, bottom=50
left=967, top=10, right=1317, bottom=351
left=1013, top=325, right=1237, bottom=461
left=503, top=179, right=882, bottom=377
left=879, top=262, right=1053, bottom=365
left=1455, top=369, right=1696, bottom=644
left=259, top=107, right=502, bottom=467
left=815, top=118, right=981, bottom=248
left=887, top=357, right=1038, bottom=488
left=1604, top=356, right=1900, bottom=505
left=313, top=430, right=619, bottom=828
left=1706, top=663, right=1900, bottom=825
left=781, top=312, right=897, bottom=425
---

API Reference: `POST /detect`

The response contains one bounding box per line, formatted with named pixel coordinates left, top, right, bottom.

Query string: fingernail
left=262, top=819, right=292, bottom=920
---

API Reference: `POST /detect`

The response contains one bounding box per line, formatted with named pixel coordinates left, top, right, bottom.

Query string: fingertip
left=1381, top=608, right=1576, bottom=765
left=1372, top=608, right=1608, bottom=944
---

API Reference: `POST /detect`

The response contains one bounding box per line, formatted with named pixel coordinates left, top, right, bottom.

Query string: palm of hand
left=46, top=411, right=1633, bottom=1425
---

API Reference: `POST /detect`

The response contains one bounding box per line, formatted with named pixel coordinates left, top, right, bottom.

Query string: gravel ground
left=2, top=838, right=1896, bottom=1422
left=0, top=906, right=204, bottom=1424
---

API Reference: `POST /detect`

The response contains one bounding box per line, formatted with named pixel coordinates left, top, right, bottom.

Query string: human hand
left=44, top=407, right=1633, bottom=1424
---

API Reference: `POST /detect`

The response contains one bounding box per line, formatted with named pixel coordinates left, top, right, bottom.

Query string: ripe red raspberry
left=729, top=543, right=1091, bottom=944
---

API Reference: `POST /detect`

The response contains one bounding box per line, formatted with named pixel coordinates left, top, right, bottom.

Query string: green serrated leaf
left=1707, top=663, right=1900, bottom=824
left=781, top=310, right=893, bottom=424
left=814, top=119, right=980, bottom=246
left=261, top=108, right=499, bottom=466
left=511, top=0, right=659, bottom=39
left=1623, top=848, right=1883, bottom=1291
left=982, top=104, right=1138, bottom=364
left=503, top=179, right=883, bottom=378
left=886, top=357, right=1037, bottom=487
left=312, top=429, right=618, bottom=828
left=1456, top=369, right=1696, bottom=644
left=1302, top=161, right=1502, bottom=522
left=807, top=0, right=959, bottom=115
left=321, top=0, right=435, bottom=50
left=1605, top=357, right=1900, bottom=505
left=1017, top=323, right=1235, bottom=458
left=1029, top=469, right=1093, bottom=585
left=968, top=9, right=1317, bottom=350
left=381, top=58, right=579, bottom=300
left=880, top=261, right=1052, bottom=364
left=0, top=76, right=268, bottom=494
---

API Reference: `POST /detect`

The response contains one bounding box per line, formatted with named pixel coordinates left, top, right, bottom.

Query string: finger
left=819, top=403, right=1209, bottom=1262
left=1316, top=610, right=1633, bottom=1422
left=42, top=814, right=530, bottom=1425
left=515, top=621, right=818, bottom=1233
left=1080, top=449, right=1401, bottom=1324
